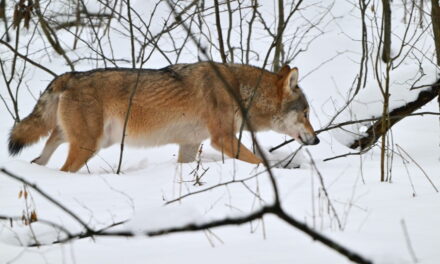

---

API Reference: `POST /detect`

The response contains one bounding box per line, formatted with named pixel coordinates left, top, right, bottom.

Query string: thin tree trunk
left=431, top=0, right=440, bottom=152
left=214, top=0, right=227, bottom=63
left=382, top=0, right=391, bottom=62
left=226, top=0, right=234, bottom=63
left=0, top=0, right=10, bottom=42
left=431, top=0, right=440, bottom=66
left=273, top=0, right=284, bottom=71
left=379, top=63, right=391, bottom=182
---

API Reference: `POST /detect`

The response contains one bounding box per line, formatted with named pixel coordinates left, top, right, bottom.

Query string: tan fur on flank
left=8, top=62, right=319, bottom=172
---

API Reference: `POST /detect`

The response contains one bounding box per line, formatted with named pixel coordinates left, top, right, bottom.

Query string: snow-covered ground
left=1, top=1, right=439, bottom=263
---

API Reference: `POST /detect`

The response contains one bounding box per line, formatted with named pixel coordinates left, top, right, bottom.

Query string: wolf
left=8, top=62, right=319, bottom=172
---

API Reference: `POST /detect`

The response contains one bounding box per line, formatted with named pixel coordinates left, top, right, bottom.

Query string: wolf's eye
left=304, top=112, right=308, bottom=119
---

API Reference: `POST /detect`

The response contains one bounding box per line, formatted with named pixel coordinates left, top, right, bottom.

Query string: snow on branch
left=349, top=79, right=440, bottom=150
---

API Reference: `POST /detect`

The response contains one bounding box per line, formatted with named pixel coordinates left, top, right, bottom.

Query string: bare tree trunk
left=432, top=0, right=440, bottom=159
left=379, top=63, right=391, bottom=182
left=0, top=0, right=10, bottom=42
left=226, top=0, right=234, bottom=63
left=382, top=0, right=392, bottom=62
left=214, top=0, right=227, bottom=63
left=431, top=0, right=440, bottom=66
left=355, top=0, right=369, bottom=95
left=419, top=0, right=424, bottom=28
left=273, top=0, right=285, bottom=71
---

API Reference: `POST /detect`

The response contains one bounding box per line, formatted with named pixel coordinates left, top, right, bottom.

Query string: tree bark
left=273, top=0, right=285, bottom=71
left=0, top=0, right=10, bottom=42
left=214, top=0, right=227, bottom=63
left=382, top=0, right=391, bottom=62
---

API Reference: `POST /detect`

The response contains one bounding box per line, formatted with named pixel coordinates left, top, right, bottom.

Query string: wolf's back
left=8, top=73, right=71, bottom=155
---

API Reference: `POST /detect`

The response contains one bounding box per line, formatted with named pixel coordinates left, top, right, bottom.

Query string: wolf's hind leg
left=60, top=143, right=98, bottom=172
left=58, top=93, right=103, bottom=172
left=32, top=127, right=65, bottom=165
left=178, top=143, right=201, bottom=163
left=59, top=124, right=101, bottom=172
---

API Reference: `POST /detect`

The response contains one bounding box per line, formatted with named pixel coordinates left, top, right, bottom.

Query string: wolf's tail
left=8, top=73, right=71, bottom=156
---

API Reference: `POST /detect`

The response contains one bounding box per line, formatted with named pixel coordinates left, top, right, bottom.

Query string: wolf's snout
left=311, top=137, right=320, bottom=145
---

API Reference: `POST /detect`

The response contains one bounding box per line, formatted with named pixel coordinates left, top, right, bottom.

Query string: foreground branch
left=0, top=168, right=92, bottom=232
left=21, top=204, right=371, bottom=264
left=1, top=161, right=372, bottom=263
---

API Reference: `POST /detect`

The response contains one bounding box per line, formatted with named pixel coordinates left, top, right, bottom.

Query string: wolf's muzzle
left=311, top=137, right=320, bottom=145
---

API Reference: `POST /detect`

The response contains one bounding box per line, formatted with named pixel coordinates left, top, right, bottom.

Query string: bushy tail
left=8, top=73, right=71, bottom=156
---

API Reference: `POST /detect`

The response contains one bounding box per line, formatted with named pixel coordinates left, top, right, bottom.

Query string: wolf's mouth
left=289, top=132, right=303, bottom=144
left=298, top=135, right=320, bottom=145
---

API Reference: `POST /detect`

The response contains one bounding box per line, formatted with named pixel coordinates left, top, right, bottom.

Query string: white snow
left=1, top=1, right=440, bottom=264
left=126, top=205, right=204, bottom=234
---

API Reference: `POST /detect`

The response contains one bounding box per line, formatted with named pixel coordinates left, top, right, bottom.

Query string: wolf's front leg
left=205, top=99, right=261, bottom=164
left=177, top=143, right=201, bottom=163
left=211, top=135, right=262, bottom=164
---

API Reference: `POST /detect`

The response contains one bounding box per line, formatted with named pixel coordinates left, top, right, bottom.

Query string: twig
left=0, top=168, right=92, bottom=232
left=116, top=0, right=139, bottom=174
left=270, top=111, right=440, bottom=153
left=395, top=144, right=438, bottom=193
left=401, top=219, right=418, bottom=263
left=306, top=150, right=343, bottom=230
left=323, top=147, right=372, bottom=162
left=0, top=39, right=57, bottom=77
left=396, top=145, right=417, bottom=197
left=0, top=214, right=73, bottom=237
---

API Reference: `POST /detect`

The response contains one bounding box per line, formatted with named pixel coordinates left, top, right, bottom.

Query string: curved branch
left=0, top=39, right=57, bottom=77
left=350, top=80, right=440, bottom=150
left=0, top=168, right=92, bottom=232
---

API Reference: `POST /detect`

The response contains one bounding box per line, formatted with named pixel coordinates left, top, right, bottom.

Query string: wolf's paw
left=31, top=156, right=43, bottom=165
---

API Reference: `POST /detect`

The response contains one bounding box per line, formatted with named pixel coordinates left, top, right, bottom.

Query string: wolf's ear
left=278, top=65, right=291, bottom=77
left=287, top=67, right=299, bottom=90
left=278, top=67, right=299, bottom=95
left=277, top=66, right=299, bottom=99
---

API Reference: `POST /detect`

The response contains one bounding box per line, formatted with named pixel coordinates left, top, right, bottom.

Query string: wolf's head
left=272, top=65, right=319, bottom=145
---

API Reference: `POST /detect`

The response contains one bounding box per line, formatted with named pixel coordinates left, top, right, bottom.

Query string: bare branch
left=0, top=39, right=57, bottom=77
left=0, top=168, right=93, bottom=232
